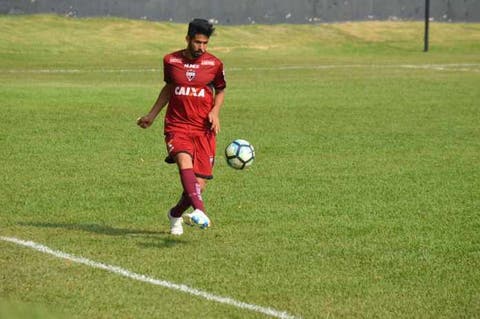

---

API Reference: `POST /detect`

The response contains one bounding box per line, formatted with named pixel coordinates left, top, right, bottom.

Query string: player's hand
left=208, top=111, right=220, bottom=134
left=137, top=116, right=153, bottom=129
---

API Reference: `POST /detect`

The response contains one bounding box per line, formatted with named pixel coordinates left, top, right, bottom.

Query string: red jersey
left=163, top=50, right=226, bottom=134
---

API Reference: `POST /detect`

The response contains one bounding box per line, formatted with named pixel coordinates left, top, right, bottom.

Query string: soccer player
left=137, top=18, right=226, bottom=236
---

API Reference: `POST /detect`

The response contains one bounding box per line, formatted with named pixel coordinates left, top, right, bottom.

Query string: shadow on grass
left=17, top=221, right=189, bottom=248
left=18, top=221, right=167, bottom=237
left=137, top=238, right=186, bottom=248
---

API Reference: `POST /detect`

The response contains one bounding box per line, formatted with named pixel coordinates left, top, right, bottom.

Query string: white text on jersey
left=174, top=86, right=205, bottom=97
left=184, top=64, right=200, bottom=69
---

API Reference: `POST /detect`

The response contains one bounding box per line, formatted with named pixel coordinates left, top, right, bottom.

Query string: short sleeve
left=213, top=62, right=226, bottom=91
left=163, top=56, right=172, bottom=84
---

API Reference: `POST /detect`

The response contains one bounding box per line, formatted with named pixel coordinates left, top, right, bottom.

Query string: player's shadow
left=18, top=221, right=185, bottom=248
left=19, top=221, right=166, bottom=237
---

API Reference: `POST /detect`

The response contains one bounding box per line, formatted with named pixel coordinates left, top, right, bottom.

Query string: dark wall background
left=1, top=0, right=479, bottom=23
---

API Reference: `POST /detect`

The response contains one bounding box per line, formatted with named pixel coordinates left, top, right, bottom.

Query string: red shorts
left=164, top=131, right=216, bottom=179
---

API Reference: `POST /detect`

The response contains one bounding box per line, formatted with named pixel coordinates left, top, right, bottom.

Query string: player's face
left=186, top=34, right=209, bottom=58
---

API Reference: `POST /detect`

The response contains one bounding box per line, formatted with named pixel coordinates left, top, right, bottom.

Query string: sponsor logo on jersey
left=186, top=70, right=196, bottom=81
left=201, top=60, right=215, bottom=66
left=174, top=86, right=205, bottom=97
left=169, top=57, right=182, bottom=63
left=184, top=63, right=200, bottom=69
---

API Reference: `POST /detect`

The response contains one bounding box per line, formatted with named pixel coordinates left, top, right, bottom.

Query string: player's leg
left=169, top=175, right=206, bottom=221
left=165, top=133, right=196, bottom=235
left=169, top=175, right=208, bottom=233
left=196, top=177, right=207, bottom=193
left=175, top=153, right=210, bottom=228
left=169, top=192, right=190, bottom=218
left=167, top=152, right=201, bottom=235
left=175, top=152, right=206, bottom=213
left=170, top=172, right=208, bottom=220
left=183, top=133, right=215, bottom=228
left=183, top=175, right=210, bottom=228
left=166, top=132, right=213, bottom=231
left=168, top=190, right=189, bottom=235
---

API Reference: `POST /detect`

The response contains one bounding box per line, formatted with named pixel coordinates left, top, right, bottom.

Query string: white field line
left=0, top=236, right=299, bottom=319
left=229, top=63, right=480, bottom=72
left=1, top=63, right=479, bottom=74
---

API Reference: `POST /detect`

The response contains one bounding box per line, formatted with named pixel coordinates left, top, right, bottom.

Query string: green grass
left=1, top=14, right=479, bottom=318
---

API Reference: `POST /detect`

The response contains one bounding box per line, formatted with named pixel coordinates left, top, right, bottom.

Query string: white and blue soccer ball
left=225, top=139, right=255, bottom=170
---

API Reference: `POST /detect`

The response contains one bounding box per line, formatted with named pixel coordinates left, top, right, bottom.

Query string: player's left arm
left=208, top=89, right=225, bottom=135
left=209, top=61, right=226, bottom=134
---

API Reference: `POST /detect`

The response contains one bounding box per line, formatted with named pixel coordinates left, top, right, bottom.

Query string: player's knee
left=175, top=152, right=193, bottom=169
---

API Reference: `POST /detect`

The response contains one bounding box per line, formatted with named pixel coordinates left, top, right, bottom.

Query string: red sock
left=170, top=192, right=190, bottom=218
left=179, top=168, right=205, bottom=212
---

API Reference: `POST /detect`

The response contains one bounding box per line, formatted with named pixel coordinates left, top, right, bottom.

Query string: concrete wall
left=1, top=0, right=479, bottom=23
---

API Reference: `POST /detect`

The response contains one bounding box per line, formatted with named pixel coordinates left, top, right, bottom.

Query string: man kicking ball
left=137, top=18, right=226, bottom=235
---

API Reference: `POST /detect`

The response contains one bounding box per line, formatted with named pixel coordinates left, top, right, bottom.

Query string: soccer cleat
left=184, top=209, right=211, bottom=229
left=168, top=211, right=183, bottom=235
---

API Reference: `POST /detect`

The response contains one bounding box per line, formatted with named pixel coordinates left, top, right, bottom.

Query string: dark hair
left=187, top=18, right=215, bottom=38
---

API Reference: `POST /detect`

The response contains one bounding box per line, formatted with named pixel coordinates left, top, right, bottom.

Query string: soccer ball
left=225, top=139, right=255, bottom=170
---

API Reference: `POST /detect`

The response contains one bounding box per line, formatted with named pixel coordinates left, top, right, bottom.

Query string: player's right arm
left=137, top=83, right=173, bottom=129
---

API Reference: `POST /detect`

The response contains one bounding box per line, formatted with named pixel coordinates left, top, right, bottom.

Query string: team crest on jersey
left=186, top=70, right=196, bottom=81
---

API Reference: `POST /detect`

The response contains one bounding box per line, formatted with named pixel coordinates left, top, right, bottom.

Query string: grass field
left=1, top=15, right=479, bottom=318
